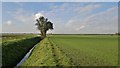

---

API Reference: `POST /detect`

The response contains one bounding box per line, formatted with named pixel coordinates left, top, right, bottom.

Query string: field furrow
left=21, top=37, right=72, bottom=67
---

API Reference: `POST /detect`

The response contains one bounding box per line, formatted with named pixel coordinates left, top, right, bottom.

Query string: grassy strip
left=2, top=34, right=37, bottom=43
left=21, top=37, right=71, bottom=67
left=48, top=37, right=72, bottom=66
left=2, top=37, right=40, bottom=67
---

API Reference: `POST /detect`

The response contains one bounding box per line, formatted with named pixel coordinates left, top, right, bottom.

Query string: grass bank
left=2, top=34, right=41, bottom=67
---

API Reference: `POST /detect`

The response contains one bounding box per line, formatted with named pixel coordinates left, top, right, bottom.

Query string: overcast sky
left=2, top=2, right=118, bottom=34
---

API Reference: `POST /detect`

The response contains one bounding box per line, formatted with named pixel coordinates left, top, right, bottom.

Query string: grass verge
left=2, top=36, right=41, bottom=67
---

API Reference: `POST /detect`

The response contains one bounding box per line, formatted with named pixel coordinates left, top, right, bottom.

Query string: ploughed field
left=2, top=34, right=41, bottom=67
left=21, top=35, right=118, bottom=66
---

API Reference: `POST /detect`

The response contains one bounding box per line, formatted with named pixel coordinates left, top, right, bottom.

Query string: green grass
left=21, top=38, right=72, bottom=67
left=49, top=35, right=118, bottom=66
left=2, top=34, right=41, bottom=67
left=21, top=35, right=118, bottom=66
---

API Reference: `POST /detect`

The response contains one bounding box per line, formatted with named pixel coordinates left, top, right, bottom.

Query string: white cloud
left=3, top=8, right=39, bottom=33
left=75, top=26, right=85, bottom=31
left=34, top=13, right=44, bottom=20
left=86, top=6, right=117, bottom=20
left=3, top=3, right=118, bottom=34
left=65, top=6, right=118, bottom=34
left=12, top=8, right=35, bottom=23
left=66, top=19, right=86, bottom=32
left=74, top=3, right=102, bottom=15
left=6, top=20, right=12, bottom=25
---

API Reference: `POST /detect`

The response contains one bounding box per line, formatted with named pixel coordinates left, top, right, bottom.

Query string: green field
left=2, top=34, right=41, bottom=67
left=21, top=35, right=118, bottom=66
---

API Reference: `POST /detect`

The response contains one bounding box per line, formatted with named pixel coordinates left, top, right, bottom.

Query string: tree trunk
left=41, top=30, right=46, bottom=39
left=42, top=31, right=46, bottom=39
left=40, top=31, right=44, bottom=39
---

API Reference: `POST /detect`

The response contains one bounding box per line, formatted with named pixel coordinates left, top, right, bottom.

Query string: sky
left=2, top=0, right=119, bottom=2
left=2, top=2, right=118, bottom=34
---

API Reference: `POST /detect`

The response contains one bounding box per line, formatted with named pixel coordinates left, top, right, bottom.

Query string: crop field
left=2, top=34, right=41, bottom=67
left=21, top=34, right=118, bottom=66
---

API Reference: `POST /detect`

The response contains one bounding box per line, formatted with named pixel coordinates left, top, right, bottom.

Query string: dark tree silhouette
left=35, top=16, right=53, bottom=39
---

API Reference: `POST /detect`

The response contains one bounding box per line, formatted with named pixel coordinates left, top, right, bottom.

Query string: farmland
left=21, top=34, right=118, bottom=66
left=2, top=34, right=41, bottom=67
